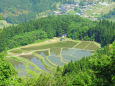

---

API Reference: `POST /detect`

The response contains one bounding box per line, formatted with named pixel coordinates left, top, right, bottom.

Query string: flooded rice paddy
left=8, top=41, right=100, bottom=77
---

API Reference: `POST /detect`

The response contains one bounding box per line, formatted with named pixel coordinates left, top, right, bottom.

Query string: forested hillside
left=0, top=0, right=115, bottom=24
left=0, top=0, right=59, bottom=24
left=0, top=15, right=115, bottom=52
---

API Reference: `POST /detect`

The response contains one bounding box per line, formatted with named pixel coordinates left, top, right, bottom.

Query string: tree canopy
left=0, top=15, right=115, bottom=51
left=0, top=15, right=115, bottom=52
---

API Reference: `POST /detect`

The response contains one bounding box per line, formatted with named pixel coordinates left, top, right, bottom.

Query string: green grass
left=9, top=56, right=41, bottom=77
left=75, top=41, right=100, bottom=51
left=34, top=38, right=49, bottom=43
left=85, top=42, right=100, bottom=50
left=41, top=58, right=56, bottom=72
left=50, top=47, right=61, bottom=55
left=9, top=49, right=24, bottom=54
left=66, top=10, right=76, bottom=14
left=34, top=50, right=49, bottom=56
left=46, top=56, right=57, bottom=67
left=17, top=56, right=43, bottom=72
left=9, top=58, right=24, bottom=66
left=75, top=41, right=91, bottom=49
left=19, top=54, right=35, bottom=58
left=22, top=41, right=77, bottom=51
left=10, top=56, right=23, bottom=62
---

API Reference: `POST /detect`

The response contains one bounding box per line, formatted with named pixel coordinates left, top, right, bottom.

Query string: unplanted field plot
left=75, top=41, right=100, bottom=50
left=85, top=43, right=100, bottom=50
left=50, top=47, right=61, bottom=56
left=19, top=54, right=35, bottom=58
left=34, top=50, right=49, bottom=57
left=74, top=41, right=91, bottom=49
left=9, top=49, right=23, bottom=54
left=21, top=41, right=77, bottom=51
left=61, top=48, right=74, bottom=55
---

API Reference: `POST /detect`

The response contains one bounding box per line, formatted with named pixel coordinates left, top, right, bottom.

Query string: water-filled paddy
left=18, top=71, right=27, bottom=77
left=48, top=56, right=64, bottom=66
left=26, top=56, right=49, bottom=72
left=8, top=40, right=100, bottom=77
left=34, top=50, right=49, bottom=56
left=9, top=59, right=25, bottom=70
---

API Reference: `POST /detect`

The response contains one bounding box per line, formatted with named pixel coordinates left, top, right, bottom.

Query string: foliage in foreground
left=0, top=52, right=23, bottom=85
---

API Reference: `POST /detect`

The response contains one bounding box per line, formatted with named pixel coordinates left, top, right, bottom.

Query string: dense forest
left=0, top=15, right=115, bottom=52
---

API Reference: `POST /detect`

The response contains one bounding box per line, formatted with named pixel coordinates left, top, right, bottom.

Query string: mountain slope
left=0, top=0, right=115, bottom=24
left=0, top=0, right=59, bottom=24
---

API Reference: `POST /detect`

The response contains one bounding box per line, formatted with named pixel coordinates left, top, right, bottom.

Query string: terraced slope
left=7, top=38, right=100, bottom=77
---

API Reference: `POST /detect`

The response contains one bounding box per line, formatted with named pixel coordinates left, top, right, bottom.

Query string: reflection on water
left=10, top=60, right=26, bottom=70
left=28, top=64, right=34, bottom=70
left=48, top=56, right=64, bottom=66
left=10, top=48, right=93, bottom=77
left=28, top=64, right=39, bottom=73
left=14, top=64, right=25, bottom=70
left=61, top=48, right=92, bottom=61
left=26, top=57, right=49, bottom=72
left=38, top=52, right=54, bottom=67
left=10, top=60, right=27, bottom=77
left=18, top=71, right=27, bottom=77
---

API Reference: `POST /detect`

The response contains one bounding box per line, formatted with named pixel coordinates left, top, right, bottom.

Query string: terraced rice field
left=7, top=39, right=100, bottom=77
left=74, top=41, right=90, bottom=49
left=21, top=41, right=77, bottom=51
